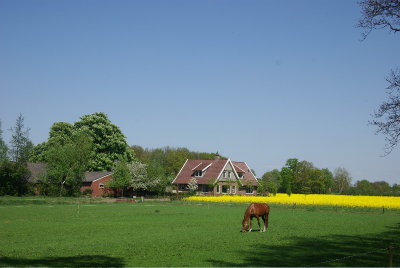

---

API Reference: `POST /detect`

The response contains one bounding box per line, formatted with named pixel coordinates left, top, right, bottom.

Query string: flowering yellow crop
left=183, top=194, right=400, bottom=209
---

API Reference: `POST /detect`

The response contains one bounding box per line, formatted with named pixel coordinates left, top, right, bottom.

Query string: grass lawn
left=0, top=198, right=399, bottom=267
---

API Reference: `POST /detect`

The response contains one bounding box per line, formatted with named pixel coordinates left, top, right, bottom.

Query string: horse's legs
left=263, top=214, right=269, bottom=232
left=249, top=216, right=253, bottom=232
left=260, top=215, right=265, bottom=232
left=256, top=216, right=261, bottom=232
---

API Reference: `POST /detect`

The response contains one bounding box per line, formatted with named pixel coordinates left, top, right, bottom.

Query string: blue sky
left=1, top=0, right=399, bottom=184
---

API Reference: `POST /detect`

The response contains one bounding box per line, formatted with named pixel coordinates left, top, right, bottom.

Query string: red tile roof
left=172, top=159, right=258, bottom=186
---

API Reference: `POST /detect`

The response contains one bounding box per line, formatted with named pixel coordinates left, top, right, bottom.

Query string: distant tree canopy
left=131, top=145, right=221, bottom=178
left=260, top=158, right=337, bottom=195
left=30, top=112, right=134, bottom=171
left=260, top=158, right=398, bottom=196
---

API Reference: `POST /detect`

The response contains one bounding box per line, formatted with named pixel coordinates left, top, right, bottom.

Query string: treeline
left=131, top=145, right=220, bottom=179
left=1, top=112, right=399, bottom=197
left=259, top=158, right=400, bottom=196
left=349, top=180, right=400, bottom=196
left=0, top=112, right=221, bottom=196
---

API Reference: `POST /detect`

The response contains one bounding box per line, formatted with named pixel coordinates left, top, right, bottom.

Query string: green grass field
left=0, top=198, right=399, bottom=267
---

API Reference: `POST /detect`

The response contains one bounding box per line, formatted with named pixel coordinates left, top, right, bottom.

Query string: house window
left=222, top=185, right=229, bottom=193
left=217, top=185, right=221, bottom=193
left=231, top=186, right=236, bottom=194
left=179, top=185, right=187, bottom=191
left=99, top=183, right=105, bottom=189
left=223, top=172, right=226, bottom=178
left=200, top=185, right=210, bottom=193
left=228, top=172, right=231, bottom=178
left=246, top=187, right=253, bottom=194
left=194, top=170, right=203, bottom=177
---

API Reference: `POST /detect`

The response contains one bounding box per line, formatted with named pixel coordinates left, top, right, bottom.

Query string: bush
left=82, top=188, right=93, bottom=196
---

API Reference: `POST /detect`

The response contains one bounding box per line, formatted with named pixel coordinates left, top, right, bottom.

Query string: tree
left=0, top=161, right=29, bottom=196
left=370, top=69, right=400, bottom=154
left=358, top=0, right=400, bottom=40
left=45, top=131, right=93, bottom=196
left=109, top=158, right=132, bottom=197
left=8, top=114, right=33, bottom=164
left=279, top=158, right=299, bottom=195
left=74, top=112, right=134, bottom=171
left=186, top=177, right=198, bottom=192
left=358, top=0, right=400, bottom=153
left=129, top=161, right=160, bottom=193
left=30, top=112, right=134, bottom=171
left=260, top=169, right=280, bottom=195
left=29, top=142, right=47, bottom=163
left=333, top=167, right=352, bottom=194
left=319, top=168, right=334, bottom=193
left=0, top=120, right=8, bottom=162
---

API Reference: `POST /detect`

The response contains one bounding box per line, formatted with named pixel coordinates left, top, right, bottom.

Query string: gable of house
left=172, top=158, right=258, bottom=187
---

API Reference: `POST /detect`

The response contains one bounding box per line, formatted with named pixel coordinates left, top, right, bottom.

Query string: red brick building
left=80, top=171, right=113, bottom=197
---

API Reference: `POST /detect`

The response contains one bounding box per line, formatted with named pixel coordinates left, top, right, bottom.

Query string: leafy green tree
left=164, top=147, right=191, bottom=177
left=0, top=120, right=8, bottom=162
left=279, top=158, right=299, bottom=195
left=372, top=181, right=392, bottom=195
left=392, top=184, right=400, bottom=196
left=0, top=161, right=29, bottom=196
left=109, top=158, right=132, bottom=197
left=74, top=112, right=134, bottom=171
left=48, top=122, right=75, bottom=146
left=8, top=114, right=33, bottom=164
left=45, top=131, right=93, bottom=196
left=354, top=179, right=374, bottom=195
left=280, top=167, right=293, bottom=195
left=30, top=113, right=134, bottom=172
left=29, top=142, right=48, bottom=162
left=260, top=169, right=280, bottom=195
left=294, top=160, right=314, bottom=193
left=319, top=168, right=334, bottom=194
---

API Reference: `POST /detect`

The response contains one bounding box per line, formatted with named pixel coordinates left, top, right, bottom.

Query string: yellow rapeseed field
left=184, top=193, right=400, bottom=209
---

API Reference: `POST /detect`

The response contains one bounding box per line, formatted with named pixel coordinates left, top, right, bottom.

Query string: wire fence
left=304, top=244, right=400, bottom=267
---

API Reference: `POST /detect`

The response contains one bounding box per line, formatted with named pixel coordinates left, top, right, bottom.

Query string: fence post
left=388, top=245, right=393, bottom=267
left=382, top=206, right=385, bottom=214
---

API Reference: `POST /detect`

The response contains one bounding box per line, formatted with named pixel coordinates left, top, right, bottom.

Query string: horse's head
left=241, top=219, right=249, bottom=232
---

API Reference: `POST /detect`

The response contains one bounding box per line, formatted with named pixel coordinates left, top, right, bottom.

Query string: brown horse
left=241, top=203, right=270, bottom=232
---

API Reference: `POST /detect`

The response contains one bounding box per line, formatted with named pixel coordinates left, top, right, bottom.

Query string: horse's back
left=247, top=203, right=270, bottom=215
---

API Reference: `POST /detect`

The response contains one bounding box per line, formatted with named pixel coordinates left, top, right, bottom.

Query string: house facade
left=80, top=171, right=113, bottom=197
left=172, top=158, right=258, bottom=195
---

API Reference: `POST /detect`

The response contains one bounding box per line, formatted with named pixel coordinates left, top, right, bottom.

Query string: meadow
left=0, top=197, right=399, bottom=267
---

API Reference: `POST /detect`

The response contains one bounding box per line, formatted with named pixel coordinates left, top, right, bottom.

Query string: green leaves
left=31, top=112, right=134, bottom=172
left=45, top=131, right=93, bottom=196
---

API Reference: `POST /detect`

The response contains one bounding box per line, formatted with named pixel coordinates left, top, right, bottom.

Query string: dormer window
left=238, top=172, right=244, bottom=178
left=194, top=170, right=203, bottom=177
